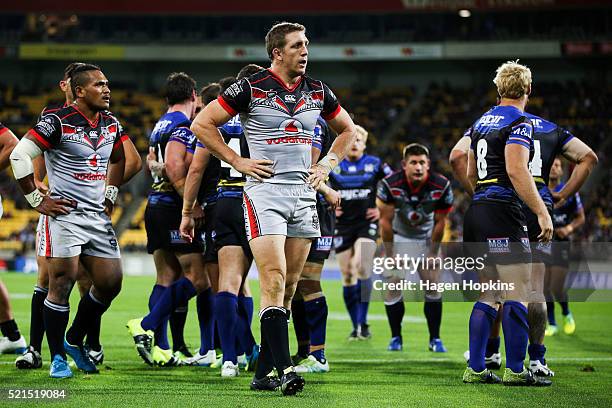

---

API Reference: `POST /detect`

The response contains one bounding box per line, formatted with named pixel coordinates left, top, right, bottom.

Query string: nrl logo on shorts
left=312, top=211, right=319, bottom=230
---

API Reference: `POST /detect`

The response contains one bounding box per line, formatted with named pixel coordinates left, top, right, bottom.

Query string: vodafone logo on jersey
left=279, top=119, right=304, bottom=134
left=406, top=210, right=424, bottom=225
left=87, top=153, right=102, bottom=171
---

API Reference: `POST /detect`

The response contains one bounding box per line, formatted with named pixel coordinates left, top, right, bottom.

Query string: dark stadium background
left=0, top=1, right=609, bottom=273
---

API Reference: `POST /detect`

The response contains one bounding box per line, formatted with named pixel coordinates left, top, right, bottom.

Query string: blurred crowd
left=5, top=10, right=610, bottom=44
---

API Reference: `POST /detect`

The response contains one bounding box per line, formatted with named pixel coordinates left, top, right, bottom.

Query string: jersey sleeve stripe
left=0, top=127, right=8, bottom=137
left=508, top=133, right=531, bottom=142
left=120, top=133, right=130, bottom=142
left=321, top=104, right=341, bottom=121
left=506, top=139, right=531, bottom=149
left=217, top=95, right=237, bottom=116
left=29, top=129, right=51, bottom=149
left=168, top=136, right=192, bottom=147
left=561, top=135, right=574, bottom=146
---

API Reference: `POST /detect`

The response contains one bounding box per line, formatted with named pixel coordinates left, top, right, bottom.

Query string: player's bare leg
left=249, top=235, right=309, bottom=390
left=283, top=238, right=312, bottom=310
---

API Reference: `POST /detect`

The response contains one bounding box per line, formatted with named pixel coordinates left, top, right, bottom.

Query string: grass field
left=1, top=272, right=612, bottom=407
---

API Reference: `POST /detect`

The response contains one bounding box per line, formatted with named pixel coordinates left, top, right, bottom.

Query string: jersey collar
left=267, top=68, right=303, bottom=93
left=71, top=104, right=100, bottom=128
left=405, top=172, right=429, bottom=194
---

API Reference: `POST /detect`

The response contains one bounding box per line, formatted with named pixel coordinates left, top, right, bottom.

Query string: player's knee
left=342, top=271, right=357, bottom=286
left=260, top=268, right=285, bottom=296
left=49, top=277, right=75, bottom=302
left=384, top=290, right=402, bottom=304
left=357, top=267, right=370, bottom=280
left=94, top=272, right=122, bottom=300
left=425, top=291, right=442, bottom=300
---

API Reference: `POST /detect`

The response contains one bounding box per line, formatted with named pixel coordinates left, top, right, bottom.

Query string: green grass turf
left=1, top=272, right=611, bottom=407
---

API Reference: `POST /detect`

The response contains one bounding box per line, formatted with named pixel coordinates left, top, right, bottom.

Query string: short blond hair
left=355, top=125, right=368, bottom=143
left=493, top=60, right=532, bottom=99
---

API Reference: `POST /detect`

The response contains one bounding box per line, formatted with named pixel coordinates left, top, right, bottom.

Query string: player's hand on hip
left=308, top=163, right=329, bottom=189
left=36, top=196, right=73, bottom=217
left=180, top=216, right=195, bottom=243
left=233, top=157, right=274, bottom=182
left=537, top=212, right=554, bottom=242
left=323, top=188, right=341, bottom=210
left=104, top=199, right=115, bottom=217
left=366, top=207, right=380, bottom=222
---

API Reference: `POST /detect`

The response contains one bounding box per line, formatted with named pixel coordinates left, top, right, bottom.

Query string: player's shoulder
left=100, top=109, right=117, bottom=119
left=166, top=111, right=191, bottom=127
left=302, top=74, right=323, bottom=87
left=363, top=154, right=382, bottom=165
left=243, top=68, right=270, bottom=85
left=383, top=170, right=406, bottom=186
left=41, top=101, right=67, bottom=116
left=474, top=105, right=527, bottom=129
left=428, top=172, right=451, bottom=189
left=525, top=112, right=558, bottom=133
left=44, top=105, right=76, bottom=121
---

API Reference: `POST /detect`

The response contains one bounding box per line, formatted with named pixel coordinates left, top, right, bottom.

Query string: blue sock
left=546, top=302, right=556, bottom=325
left=237, top=296, right=257, bottom=354
left=358, top=278, right=372, bottom=325
left=502, top=301, right=529, bottom=373
left=142, top=277, right=196, bottom=335
left=528, top=343, right=546, bottom=364
left=235, top=335, right=244, bottom=356
left=468, top=302, right=497, bottom=372
left=486, top=336, right=501, bottom=358
left=239, top=295, right=254, bottom=327
left=304, top=296, right=328, bottom=362
left=215, top=291, right=238, bottom=363
left=148, top=284, right=169, bottom=349
left=343, top=284, right=360, bottom=329
left=196, top=288, right=214, bottom=355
